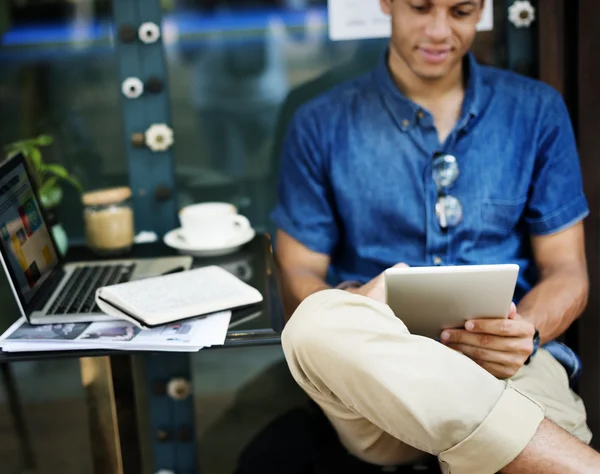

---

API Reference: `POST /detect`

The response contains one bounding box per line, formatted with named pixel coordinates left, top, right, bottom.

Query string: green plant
left=4, top=135, right=82, bottom=210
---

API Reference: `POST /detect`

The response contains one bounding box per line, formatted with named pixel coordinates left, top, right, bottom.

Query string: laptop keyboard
left=48, top=263, right=136, bottom=315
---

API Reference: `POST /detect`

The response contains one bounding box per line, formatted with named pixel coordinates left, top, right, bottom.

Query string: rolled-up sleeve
left=524, top=90, right=589, bottom=235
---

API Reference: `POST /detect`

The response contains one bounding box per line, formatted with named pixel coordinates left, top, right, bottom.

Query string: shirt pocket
left=481, top=198, right=527, bottom=233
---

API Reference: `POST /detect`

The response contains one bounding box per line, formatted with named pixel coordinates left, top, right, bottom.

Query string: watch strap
left=525, top=328, right=540, bottom=365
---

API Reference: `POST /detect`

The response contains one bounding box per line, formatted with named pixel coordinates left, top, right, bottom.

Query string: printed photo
left=134, top=321, right=196, bottom=343
left=8, top=322, right=89, bottom=340
left=160, top=323, right=191, bottom=336
left=79, top=323, right=140, bottom=341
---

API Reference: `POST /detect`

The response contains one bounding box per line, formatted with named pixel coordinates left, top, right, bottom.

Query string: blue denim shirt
left=270, top=52, right=589, bottom=383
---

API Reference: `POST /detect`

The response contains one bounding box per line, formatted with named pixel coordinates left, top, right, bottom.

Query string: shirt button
left=402, top=119, right=410, bottom=127
left=417, top=110, right=425, bottom=119
left=433, top=256, right=443, bottom=265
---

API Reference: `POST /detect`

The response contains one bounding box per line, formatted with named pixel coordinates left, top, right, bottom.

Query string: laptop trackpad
left=132, top=256, right=193, bottom=280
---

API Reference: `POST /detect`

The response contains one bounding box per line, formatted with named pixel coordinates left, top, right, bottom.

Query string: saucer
left=164, top=227, right=256, bottom=257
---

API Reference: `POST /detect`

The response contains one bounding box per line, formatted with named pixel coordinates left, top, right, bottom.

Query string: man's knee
left=282, top=288, right=405, bottom=362
left=281, top=289, right=343, bottom=359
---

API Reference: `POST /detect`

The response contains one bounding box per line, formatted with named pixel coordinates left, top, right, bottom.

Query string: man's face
left=380, top=0, right=483, bottom=81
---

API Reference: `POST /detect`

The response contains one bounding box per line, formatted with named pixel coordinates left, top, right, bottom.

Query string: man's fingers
left=446, top=343, right=522, bottom=366
left=441, top=329, right=501, bottom=348
left=366, top=262, right=408, bottom=292
left=464, top=317, right=534, bottom=337
left=440, top=329, right=533, bottom=355
left=441, top=329, right=496, bottom=347
left=362, top=263, right=408, bottom=302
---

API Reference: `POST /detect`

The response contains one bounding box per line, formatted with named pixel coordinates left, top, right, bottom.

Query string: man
left=270, top=0, right=599, bottom=472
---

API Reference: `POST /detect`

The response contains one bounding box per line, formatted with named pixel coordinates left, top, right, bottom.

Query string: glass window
left=0, top=1, right=127, bottom=242
left=162, top=1, right=384, bottom=235
left=162, top=0, right=516, bottom=237
left=0, top=4, right=122, bottom=470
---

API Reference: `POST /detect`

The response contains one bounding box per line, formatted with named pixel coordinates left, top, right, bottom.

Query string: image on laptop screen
left=0, top=161, right=59, bottom=303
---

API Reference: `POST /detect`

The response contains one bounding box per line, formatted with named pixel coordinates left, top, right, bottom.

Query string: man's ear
left=380, top=0, right=393, bottom=15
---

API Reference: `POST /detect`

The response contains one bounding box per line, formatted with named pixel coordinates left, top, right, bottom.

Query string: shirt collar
left=462, top=52, right=484, bottom=118
left=372, top=50, right=484, bottom=131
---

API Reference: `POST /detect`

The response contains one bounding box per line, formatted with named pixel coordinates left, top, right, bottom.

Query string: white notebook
left=94, top=265, right=263, bottom=329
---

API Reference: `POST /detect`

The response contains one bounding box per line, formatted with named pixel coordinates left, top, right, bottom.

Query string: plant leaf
left=41, top=163, right=70, bottom=179
left=14, top=139, right=37, bottom=150
left=6, top=143, right=27, bottom=155
left=39, top=176, right=58, bottom=195
left=65, top=176, right=83, bottom=193
left=41, top=164, right=82, bottom=193
left=35, top=135, right=54, bottom=146
left=29, top=148, right=42, bottom=169
left=40, top=184, right=63, bottom=209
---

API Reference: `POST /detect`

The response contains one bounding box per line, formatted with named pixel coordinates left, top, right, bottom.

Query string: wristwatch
left=525, top=328, right=540, bottom=365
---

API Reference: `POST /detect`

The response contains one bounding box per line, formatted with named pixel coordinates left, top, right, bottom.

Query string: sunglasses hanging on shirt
left=432, top=153, right=463, bottom=230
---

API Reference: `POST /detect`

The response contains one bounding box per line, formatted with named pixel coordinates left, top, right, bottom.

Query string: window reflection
left=1, top=7, right=119, bottom=468
left=0, top=1, right=511, bottom=238
left=163, top=1, right=383, bottom=232
left=1, top=1, right=125, bottom=241
left=162, top=0, right=508, bottom=234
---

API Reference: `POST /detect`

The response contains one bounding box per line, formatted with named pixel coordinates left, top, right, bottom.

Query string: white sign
left=328, top=0, right=494, bottom=41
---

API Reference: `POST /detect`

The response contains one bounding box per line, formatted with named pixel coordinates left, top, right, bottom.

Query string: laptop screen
left=0, top=160, right=59, bottom=304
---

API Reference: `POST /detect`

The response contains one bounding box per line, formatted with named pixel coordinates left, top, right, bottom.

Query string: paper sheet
left=328, top=0, right=494, bottom=41
left=0, top=311, right=231, bottom=353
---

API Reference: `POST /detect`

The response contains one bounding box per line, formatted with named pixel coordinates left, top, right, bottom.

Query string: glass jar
left=82, top=187, right=134, bottom=255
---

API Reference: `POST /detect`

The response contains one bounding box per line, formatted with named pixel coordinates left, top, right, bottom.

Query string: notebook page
left=96, top=265, right=263, bottom=325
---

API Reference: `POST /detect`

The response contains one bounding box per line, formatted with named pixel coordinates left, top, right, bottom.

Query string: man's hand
left=440, top=303, right=536, bottom=379
left=347, top=263, right=409, bottom=303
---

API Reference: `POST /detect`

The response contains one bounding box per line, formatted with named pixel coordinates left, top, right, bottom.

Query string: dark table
left=0, top=233, right=285, bottom=474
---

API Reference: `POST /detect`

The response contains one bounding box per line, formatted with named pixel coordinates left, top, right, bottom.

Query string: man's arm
left=441, top=221, right=589, bottom=379
left=275, top=230, right=332, bottom=320
left=275, top=230, right=407, bottom=320
left=502, top=418, right=600, bottom=474
left=517, top=221, right=589, bottom=345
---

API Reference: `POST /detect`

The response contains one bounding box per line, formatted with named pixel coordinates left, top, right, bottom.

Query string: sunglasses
left=432, top=153, right=462, bottom=229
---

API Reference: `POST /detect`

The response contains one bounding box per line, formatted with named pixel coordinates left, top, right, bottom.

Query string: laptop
left=0, top=152, right=193, bottom=325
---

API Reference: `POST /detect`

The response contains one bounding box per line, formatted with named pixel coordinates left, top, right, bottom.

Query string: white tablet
left=384, top=264, right=519, bottom=340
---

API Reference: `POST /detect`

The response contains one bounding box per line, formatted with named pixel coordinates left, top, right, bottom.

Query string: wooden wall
left=540, top=0, right=600, bottom=447
left=576, top=0, right=600, bottom=447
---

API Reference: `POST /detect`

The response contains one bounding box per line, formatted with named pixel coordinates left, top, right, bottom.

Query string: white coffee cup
left=178, top=202, right=251, bottom=247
